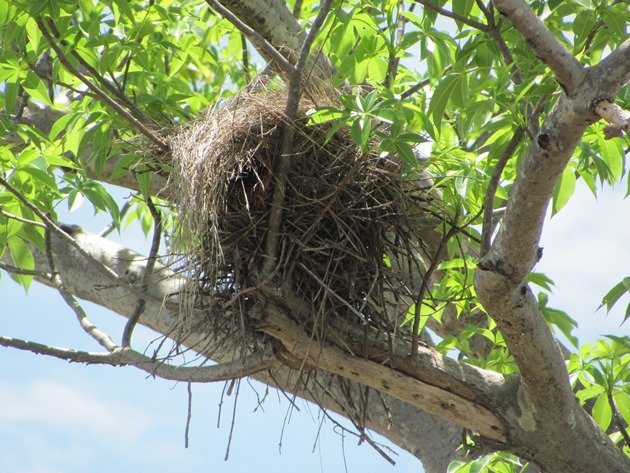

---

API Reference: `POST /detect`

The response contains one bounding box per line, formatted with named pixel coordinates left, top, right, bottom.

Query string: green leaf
left=591, top=393, right=612, bottom=431
left=136, top=170, right=152, bottom=198
left=601, top=277, right=630, bottom=312
left=7, top=235, right=33, bottom=290
left=429, top=75, right=463, bottom=131
left=551, top=166, right=576, bottom=215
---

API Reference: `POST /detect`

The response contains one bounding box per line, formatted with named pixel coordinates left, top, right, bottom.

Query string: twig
left=0, top=261, right=51, bottom=278
left=414, top=0, right=488, bottom=31
left=400, top=65, right=452, bottom=99
left=476, top=1, right=522, bottom=85
left=262, top=0, right=334, bottom=276
left=224, top=378, right=241, bottom=461
left=204, top=0, right=295, bottom=76
left=45, top=19, right=148, bottom=123
left=122, top=197, right=162, bottom=346
left=0, top=176, right=123, bottom=284
left=490, top=0, right=585, bottom=94
left=0, top=209, right=46, bottom=227
left=608, top=392, right=630, bottom=449
left=410, top=224, right=459, bottom=356
left=480, top=127, right=525, bottom=256
left=36, top=19, right=168, bottom=151
left=98, top=198, right=133, bottom=237
left=384, top=1, right=410, bottom=88
left=0, top=335, right=281, bottom=382
left=55, top=275, right=119, bottom=351
left=185, top=382, right=193, bottom=448
left=241, top=33, right=251, bottom=84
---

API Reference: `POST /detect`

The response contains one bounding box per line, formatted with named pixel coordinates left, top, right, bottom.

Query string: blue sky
left=0, top=180, right=629, bottom=473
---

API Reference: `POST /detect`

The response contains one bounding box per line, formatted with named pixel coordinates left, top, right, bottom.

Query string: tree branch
left=490, top=0, right=585, bottom=94
left=204, top=0, right=296, bottom=76
left=0, top=336, right=281, bottom=382
left=262, top=0, right=334, bottom=275
left=121, top=197, right=162, bottom=346
left=414, top=0, right=489, bottom=31
left=36, top=19, right=168, bottom=151
left=480, top=127, right=525, bottom=256
left=594, top=99, right=630, bottom=139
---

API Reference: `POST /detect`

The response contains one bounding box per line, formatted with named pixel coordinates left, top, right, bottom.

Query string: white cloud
left=0, top=379, right=153, bottom=445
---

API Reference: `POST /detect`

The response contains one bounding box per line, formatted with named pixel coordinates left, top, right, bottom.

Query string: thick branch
left=491, top=0, right=585, bottom=94
left=21, top=226, right=465, bottom=470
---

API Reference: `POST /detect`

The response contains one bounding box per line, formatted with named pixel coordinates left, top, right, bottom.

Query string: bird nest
left=169, top=88, right=434, bottom=342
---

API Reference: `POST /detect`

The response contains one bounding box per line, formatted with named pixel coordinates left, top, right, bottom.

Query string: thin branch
left=98, top=198, right=133, bottom=237
left=490, top=0, right=585, bottom=94
left=122, top=197, right=162, bottom=346
left=240, top=33, right=251, bottom=84
left=609, top=392, right=630, bottom=449
left=590, top=38, right=630, bottom=94
left=480, top=127, right=525, bottom=256
left=477, top=1, right=522, bottom=85
left=414, top=0, right=489, bottom=31
left=0, top=176, right=123, bottom=284
left=400, top=65, right=452, bottom=99
left=411, top=224, right=459, bottom=356
left=262, top=0, right=334, bottom=276
left=36, top=19, right=168, bottom=151
left=45, top=19, right=148, bottom=123
left=0, top=209, right=46, bottom=227
left=0, top=261, right=51, bottom=278
left=185, top=382, right=193, bottom=448
left=0, top=336, right=281, bottom=382
left=204, top=0, right=295, bottom=76
left=54, top=275, right=119, bottom=351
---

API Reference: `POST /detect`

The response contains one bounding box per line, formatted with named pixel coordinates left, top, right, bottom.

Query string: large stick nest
left=169, top=88, right=434, bottom=341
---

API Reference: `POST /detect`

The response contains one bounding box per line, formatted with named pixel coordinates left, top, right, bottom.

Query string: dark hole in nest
left=170, top=90, right=433, bottom=338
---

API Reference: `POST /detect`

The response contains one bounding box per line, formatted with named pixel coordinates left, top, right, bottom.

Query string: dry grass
left=168, top=87, right=433, bottom=343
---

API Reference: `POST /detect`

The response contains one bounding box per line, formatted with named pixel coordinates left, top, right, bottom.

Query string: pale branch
left=36, top=19, right=168, bottom=151
left=26, top=227, right=466, bottom=470
left=122, top=197, right=162, bottom=346
left=204, top=0, right=295, bottom=76
left=590, top=38, right=630, bottom=94
left=594, top=100, right=630, bottom=139
left=54, top=276, right=119, bottom=351
left=256, top=305, right=508, bottom=442
left=414, top=0, right=489, bottom=32
left=490, top=0, right=585, bottom=94
left=474, top=22, right=630, bottom=472
left=262, top=0, right=334, bottom=276
left=0, top=336, right=281, bottom=382
left=480, top=127, right=525, bottom=256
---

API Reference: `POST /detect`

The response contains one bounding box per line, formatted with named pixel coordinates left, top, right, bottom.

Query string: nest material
left=169, top=88, right=432, bottom=340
